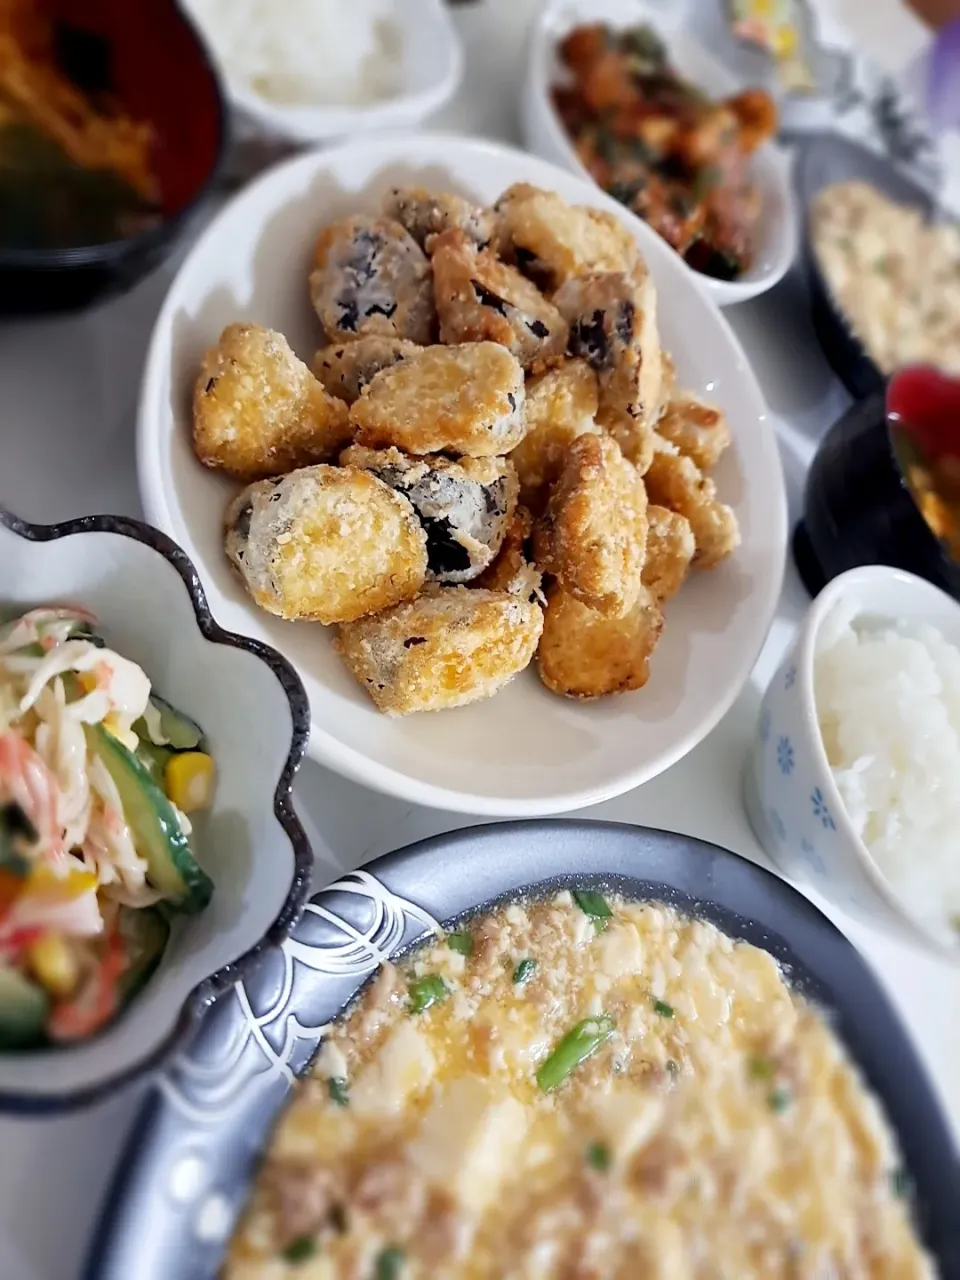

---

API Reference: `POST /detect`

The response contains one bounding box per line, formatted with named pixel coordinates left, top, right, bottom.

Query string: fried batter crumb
left=476, top=505, right=542, bottom=601
left=656, top=391, right=731, bottom=471
left=510, top=359, right=600, bottom=516
left=644, top=446, right=740, bottom=570
left=642, top=505, right=695, bottom=601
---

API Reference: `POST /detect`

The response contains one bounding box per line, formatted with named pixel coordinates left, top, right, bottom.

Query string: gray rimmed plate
left=84, top=821, right=960, bottom=1277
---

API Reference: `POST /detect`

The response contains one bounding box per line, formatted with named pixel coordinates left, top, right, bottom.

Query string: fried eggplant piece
left=349, top=342, right=526, bottom=457
left=476, top=505, right=542, bottom=601
left=193, top=323, right=350, bottom=481
left=382, top=187, right=494, bottom=252
left=642, top=505, right=695, bottom=601
left=537, top=584, right=663, bottom=699
left=308, top=215, right=435, bottom=345
left=644, top=445, right=740, bottom=570
left=655, top=390, right=731, bottom=472
left=430, top=229, right=568, bottom=370
left=341, top=445, right=517, bottom=584
left=311, top=337, right=420, bottom=405
left=510, top=358, right=600, bottom=516
left=335, top=587, right=543, bottom=715
left=492, top=183, right=639, bottom=291
left=224, top=465, right=427, bottom=625
left=532, top=432, right=647, bottom=617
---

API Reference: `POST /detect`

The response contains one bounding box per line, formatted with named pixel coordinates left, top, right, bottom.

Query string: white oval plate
left=138, top=133, right=787, bottom=816
left=522, top=0, right=798, bottom=306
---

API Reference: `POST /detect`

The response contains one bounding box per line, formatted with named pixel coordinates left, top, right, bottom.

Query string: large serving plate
left=86, top=821, right=960, bottom=1278
left=137, top=133, right=787, bottom=817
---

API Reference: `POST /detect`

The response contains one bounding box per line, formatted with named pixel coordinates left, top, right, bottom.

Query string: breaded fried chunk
left=493, top=183, right=639, bottom=290
left=533, top=432, right=647, bottom=617
left=382, top=187, right=494, bottom=252
left=537, top=584, right=663, bottom=699
left=224, top=465, right=427, bottom=625
left=655, top=391, right=731, bottom=471
left=644, top=445, right=740, bottom=570
left=642, top=505, right=695, bottom=601
left=341, top=446, right=517, bottom=583
left=309, top=215, right=435, bottom=345
left=554, top=267, right=662, bottom=470
left=654, top=350, right=677, bottom=423
left=193, top=323, right=350, bottom=481
left=349, top=342, right=526, bottom=457
left=430, top=229, right=568, bottom=370
left=335, top=587, right=543, bottom=715
left=476, top=505, right=542, bottom=601
left=312, top=337, right=419, bottom=405
left=510, top=359, right=599, bottom=515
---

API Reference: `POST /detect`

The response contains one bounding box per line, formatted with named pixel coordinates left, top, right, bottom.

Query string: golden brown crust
left=382, top=187, right=494, bottom=252
left=312, top=337, right=420, bottom=405
left=537, top=583, right=663, bottom=699
left=224, top=465, right=427, bottom=625
left=642, top=505, right=695, bottom=601
left=533, top=433, right=647, bottom=617
left=655, top=391, right=731, bottom=472
left=430, top=229, right=569, bottom=370
left=510, top=359, right=600, bottom=516
left=193, top=323, right=350, bottom=481
left=335, top=588, right=543, bottom=715
left=644, top=447, right=740, bottom=571
left=654, top=350, right=677, bottom=423
left=475, top=505, right=542, bottom=600
left=349, top=342, right=526, bottom=457
left=308, top=215, right=435, bottom=345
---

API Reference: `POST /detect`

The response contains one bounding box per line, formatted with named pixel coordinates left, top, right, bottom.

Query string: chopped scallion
left=666, top=1059, right=680, bottom=1077
left=408, top=974, right=447, bottom=1014
left=748, top=1055, right=775, bottom=1081
left=537, top=1015, right=615, bottom=1093
left=768, top=1086, right=791, bottom=1113
left=513, top=958, right=537, bottom=985
left=586, top=1140, right=611, bottom=1171
left=375, top=1245, right=405, bottom=1280
left=281, top=1235, right=317, bottom=1264
left=446, top=931, right=473, bottom=956
left=653, top=999, right=674, bottom=1018
left=573, top=889, right=612, bottom=920
left=328, top=1077, right=349, bottom=1108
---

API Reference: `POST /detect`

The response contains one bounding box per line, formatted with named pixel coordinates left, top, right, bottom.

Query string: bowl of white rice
left=181, top=0, right=462, bottom=144
left=744, top=564, right=960, bottom=957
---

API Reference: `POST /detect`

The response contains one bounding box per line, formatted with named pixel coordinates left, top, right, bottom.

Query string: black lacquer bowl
left=85, top=821, right=960, bottom=1279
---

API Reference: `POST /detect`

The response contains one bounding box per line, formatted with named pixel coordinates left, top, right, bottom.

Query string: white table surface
left=1, top=3, right=959, bottom=1278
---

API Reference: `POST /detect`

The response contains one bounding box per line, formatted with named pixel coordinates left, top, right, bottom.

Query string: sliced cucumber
left=135, top=695, right=204, bottom=751
left=85, top=725, right=213, bottom=914
left=117, top=906, right=170, bottom=1004
left=135, top=739, right=174, bottom=789
left=0, top=966, right=49, bottom=1048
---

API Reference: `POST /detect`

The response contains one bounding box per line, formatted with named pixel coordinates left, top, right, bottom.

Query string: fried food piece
left=193, top=323, right=350, bottom=481
left=382, top=187, right=494, bottom=252
left=654, top=350, right=676, bottom=423
left=533, top=432, right=647, bottom=617
left=311, top=337, right=420, bottom=405
left=510, top=359, right=599, bottom=516
left=349, top=342, right=526, bottom=457
left=341, top=446, right=517, bottom=584
left=335, top=587, right=543, bottom=715
left=655, top=391, right=731, bottom=471
left=642, top=505, right=695, bottom=601
left=476, top=505, right=542, bottom=601
left=644, top=445, right=740, bottom=570
left=430, top=228, right=569, bottom=371
left=224, top=465, right=427, bottom=625
left=554, top=268, right=662, bottom=471
left=724, top=89, right=778, bottom=154
left=537, top=584, right=663, bottom=699
left=308, top=215, right=435, bottom=345
left=492, top=183, right=639, bottom=291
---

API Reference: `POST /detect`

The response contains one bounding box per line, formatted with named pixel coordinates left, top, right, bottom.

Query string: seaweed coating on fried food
left=224, top=465, right=427, bottom=625
left=335, top=587, right=543, bottom=715
left=430, top=228, right=569, bottom=371
left=510, top=358, right=600, bottom=516
left=644, top=446, right=740, bottom=570
left=193, top=323, right=351, bottom=481
left=311, top=337, right=420, bottom=405
left=308, top=215, right=435, bottom=345
left=341, top=445, right=518, bottom=583
left=382, top=187, right=494, bottom=252
left=349, top=342, right=526, bottom=457
left=656, top=390, right=732, bottom=472
left=476, top=504, right=542, bottom=601
left=642, top=505, right=695, bottom=601
left=554, top=267, right=663, bottom=462
left=492, top=183, right=639, bottom=291
left=537, top=583, right=663, bottom=699
left=532, top=432, right=647, bottom=617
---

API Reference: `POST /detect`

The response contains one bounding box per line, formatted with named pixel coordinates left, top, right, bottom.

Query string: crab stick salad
left=0, top=606, right=215, bottom=1047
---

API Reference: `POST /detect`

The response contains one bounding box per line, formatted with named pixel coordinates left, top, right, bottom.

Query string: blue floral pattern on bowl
left=776, top=735, right=795, bottom=776
left=800, top=838, right=826, bottom=876
left=784, top=664, right=797, bottom=689
left=811, top=787, right=837, bottom=831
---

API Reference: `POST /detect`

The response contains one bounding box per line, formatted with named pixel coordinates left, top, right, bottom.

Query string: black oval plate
left=85, top=821, right=960, bottom=1278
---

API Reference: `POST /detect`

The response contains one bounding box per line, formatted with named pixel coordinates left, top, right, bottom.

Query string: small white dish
left=181, top=0, right=462, bottom=145
left=137, top=131, right=787, bottom=817
left=522, top=0, right=798, bottom=306
left=744, top=564, right=960, bottom=960
left=0, top=509, right=312, bottom=1108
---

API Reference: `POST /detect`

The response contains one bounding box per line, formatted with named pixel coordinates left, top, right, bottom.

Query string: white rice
left=186, top=0, right=402, bottom=107
left=814, top=606, right=960, bottom=943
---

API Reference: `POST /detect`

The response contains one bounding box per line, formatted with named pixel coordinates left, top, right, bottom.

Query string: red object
left=886, top=364, right=960, bottom=463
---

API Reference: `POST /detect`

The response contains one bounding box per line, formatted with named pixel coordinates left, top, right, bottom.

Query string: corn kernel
left=27, top=933, right=79, bottom=998
left=164, top=752, right=216, bottom=812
